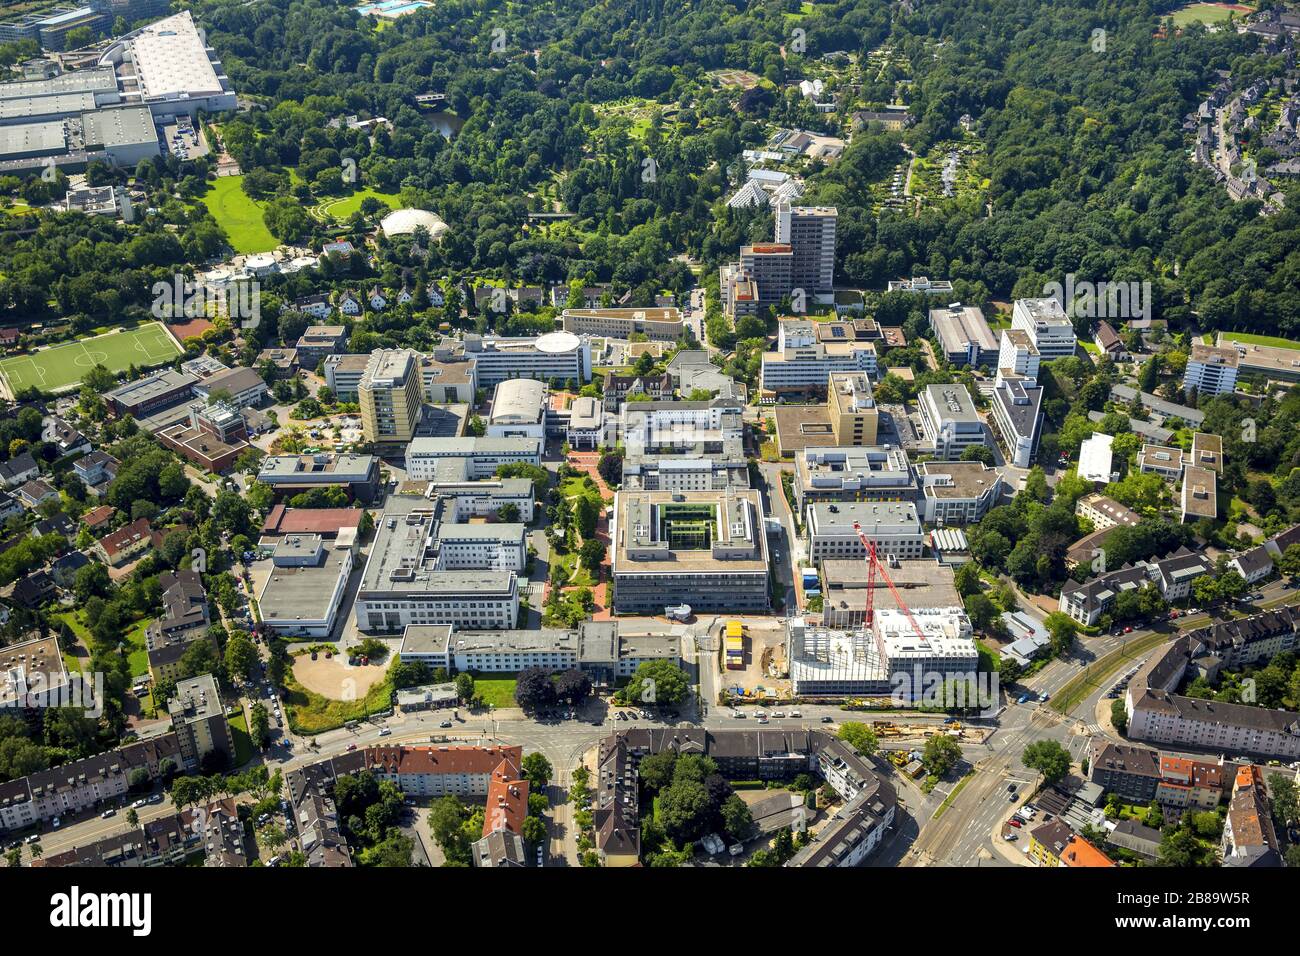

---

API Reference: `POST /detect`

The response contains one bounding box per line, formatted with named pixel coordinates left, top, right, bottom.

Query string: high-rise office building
left=775, top=203, right=837, bottom=295
left=359, top=349, right=423, bottom=446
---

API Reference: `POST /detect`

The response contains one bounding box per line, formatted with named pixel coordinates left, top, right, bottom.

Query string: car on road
left=378, top=728, right=392, bottom=737
left=1017, top=694, right=1031, bottom=704
left=756, top=716, right=769, bottom=724
left=1038, top=692, right=1049, bottom=702
left=439, top=720, right=453, bottom=728
left=346, top=743, right=358, bottom=751
left=772, top=711, right=786, bottom=719
left=820, top=716, right=833, bottom=723
left=25, top=834, right=39, bottom=844
left=732, top=711, right=746, bottom=718
left=101, top=808, right=116, bottom=819
left=147, top=794, right=163, bottom=805
left=134, top=798, right=147, bottom=808
left=1123, top=626, right=1133, bottom=633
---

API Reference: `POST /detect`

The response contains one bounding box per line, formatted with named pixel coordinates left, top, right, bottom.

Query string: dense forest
left=1, top=0, right=1298, bottom=335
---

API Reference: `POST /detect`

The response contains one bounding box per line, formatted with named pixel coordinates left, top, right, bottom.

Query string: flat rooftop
left=126, top=12, right=227, bottom=100
left=917, top=461, right=1001, bottom=499
left=259, top=547, right=350, bottom=625
left=614, top=489, right=767, bottom=572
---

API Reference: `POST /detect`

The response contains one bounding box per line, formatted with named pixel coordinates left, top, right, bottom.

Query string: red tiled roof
left=363, top=745, right=522, bottom=779
left=1060, top=834, right=1114, bottom=868
left=81, top=505, right=116, bottom=528
left=483, top=761, right=529, bottom=838
left=261, top=505, right=364, bottom=536
left=97, top=517, right=151, bottom=558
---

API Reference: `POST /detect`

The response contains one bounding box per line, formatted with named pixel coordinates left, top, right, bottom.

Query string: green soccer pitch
left=0, top=322, right=183, bottom=397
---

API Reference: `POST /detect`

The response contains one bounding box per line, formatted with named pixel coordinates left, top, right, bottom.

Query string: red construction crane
left=851, top=520, right=927, bottom=643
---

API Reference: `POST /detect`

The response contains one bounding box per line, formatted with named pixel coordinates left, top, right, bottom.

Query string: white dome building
left=379, top=207, right=448, bottom=240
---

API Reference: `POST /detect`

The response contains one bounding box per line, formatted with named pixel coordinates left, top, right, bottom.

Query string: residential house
left=0, top=452, right=39, bottom=489
left=94, top=517, right=153, bottom=566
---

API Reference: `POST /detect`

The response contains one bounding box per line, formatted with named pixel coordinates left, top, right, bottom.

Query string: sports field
left=0, top=322, right=182, bottom=397
left=201, top=176, right=278, bottom=254
left=1169, top=2, right=1254, bottom=27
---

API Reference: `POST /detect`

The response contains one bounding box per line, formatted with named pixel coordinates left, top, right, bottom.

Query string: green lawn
left=1217, top=331, right=1300, bottom=351
left=281, top=667, right=394, bottom=735
left=53, top=610, right=151, bottom=678
left=1169, top=3, right=1253, bottom=27
left=466, top=672, right=519, bottom=709
left=0, top=321, right=181, bottom=396
left=201, top=176, right=279, bottom=254
left=229, top=710, right=255, bottom=766
left=311, top=187, right=402, bottom=223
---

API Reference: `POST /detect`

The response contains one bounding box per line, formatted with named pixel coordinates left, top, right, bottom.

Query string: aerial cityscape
left=0, top=0, right=1299, bottom=905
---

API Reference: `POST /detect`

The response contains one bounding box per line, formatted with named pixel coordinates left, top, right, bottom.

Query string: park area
left=200, top=176, right=279, bottom=254
left=0, top=321, right=181, bottom=398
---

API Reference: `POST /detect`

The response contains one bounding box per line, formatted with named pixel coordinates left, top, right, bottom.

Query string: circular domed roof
left=379, top=207, right=448, bottom=239
left=535, top=330, right=581, bottom=353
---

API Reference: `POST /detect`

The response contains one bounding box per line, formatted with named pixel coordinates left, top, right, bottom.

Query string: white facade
left=405, top=437, right=541, bottom=480
left=1011, top=297, right=1076, bottom=360
left=918, top=384, right=987, bottom=460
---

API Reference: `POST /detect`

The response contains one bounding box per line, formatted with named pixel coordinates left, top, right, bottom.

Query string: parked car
left=101, top=809, right=116, bottom=819
left=1009, top=818, right=1022, bottom=829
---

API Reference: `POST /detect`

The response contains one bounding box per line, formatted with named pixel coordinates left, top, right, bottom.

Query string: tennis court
left=0, top=322, right=182, bottom=397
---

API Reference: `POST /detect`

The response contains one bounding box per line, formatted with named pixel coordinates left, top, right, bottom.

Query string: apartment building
left=1011, top=297, right=1076, bottom=360
left=918, top=383, right=987, bottom=460
left=1183, top=342, right=1240, bottom=397
left=295, top=325, right=349, bottom=370
left=1076, top=492, right=1140, bottom=531
left=1125, top=637, right=1300, bottom=759
left=167, top=674, right=232, bottom=771
left=804, top=500, right=925, bottom=562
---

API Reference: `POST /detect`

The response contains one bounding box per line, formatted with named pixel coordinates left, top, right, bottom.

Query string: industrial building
left=0, top=12, right=236, bottom=171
